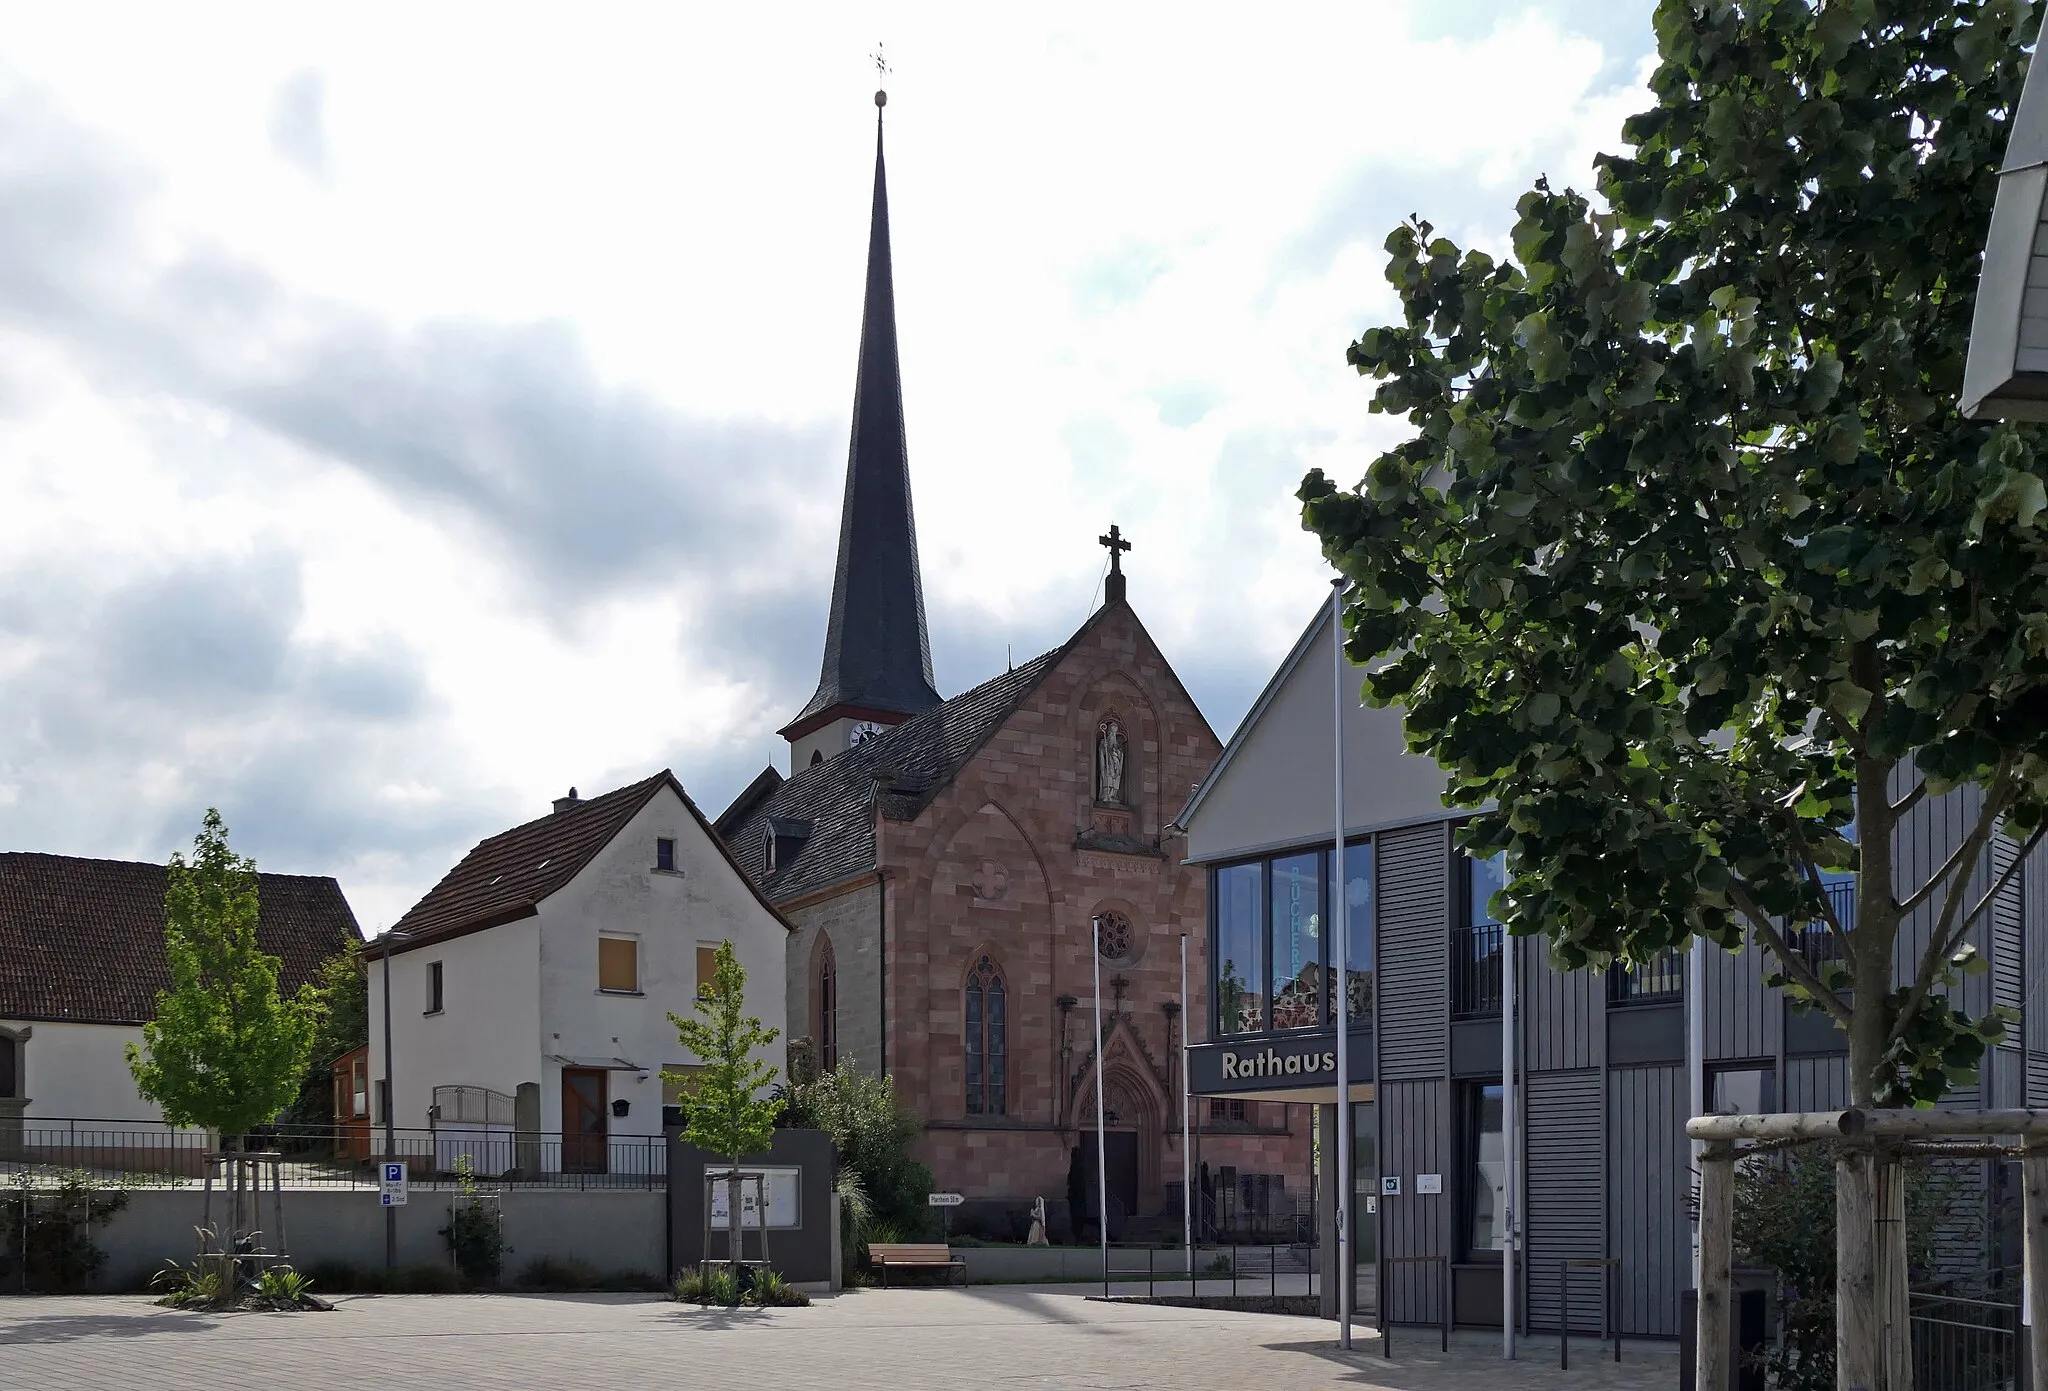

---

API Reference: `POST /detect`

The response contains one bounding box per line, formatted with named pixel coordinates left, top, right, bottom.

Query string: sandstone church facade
left=717, top=90, right=1306, bottom=1235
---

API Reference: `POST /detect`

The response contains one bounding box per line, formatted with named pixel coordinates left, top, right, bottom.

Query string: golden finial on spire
left=873, top=43, right=890, bottom=107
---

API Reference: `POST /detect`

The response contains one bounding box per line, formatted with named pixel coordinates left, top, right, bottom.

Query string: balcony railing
left=1795, top=878, right=1857, bottom=968
left=1451, top=922, right=1505, bottom=1018
left=1609, top=948, right=1685, bottom=1005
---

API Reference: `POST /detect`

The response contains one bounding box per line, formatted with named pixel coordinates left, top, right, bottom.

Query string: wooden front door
left=561, top=1067, right=608, bottom=1174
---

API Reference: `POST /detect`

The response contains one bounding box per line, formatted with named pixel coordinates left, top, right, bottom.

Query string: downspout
left=877, top=871, right=888, bottom=1077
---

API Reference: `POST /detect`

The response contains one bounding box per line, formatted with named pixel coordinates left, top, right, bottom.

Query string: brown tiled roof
left=388, top=770, right=793, bottom=955
left=0, top=853, right=361, bottom=1026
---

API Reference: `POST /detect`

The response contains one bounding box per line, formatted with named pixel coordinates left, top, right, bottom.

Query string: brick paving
left=0, top=1287, right=1677, bottom=1391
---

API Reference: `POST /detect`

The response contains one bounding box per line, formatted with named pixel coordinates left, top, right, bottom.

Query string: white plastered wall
left=3, top=1019, right=179, bottom=1132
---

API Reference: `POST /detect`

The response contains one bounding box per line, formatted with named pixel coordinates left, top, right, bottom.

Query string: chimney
left=552, top=787, right=580, bottom=815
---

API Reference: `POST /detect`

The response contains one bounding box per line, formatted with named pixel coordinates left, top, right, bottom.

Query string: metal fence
left=1909, top=1291, right=2020, bottom=1391
left=0, top=1119, right=668, bottom=1190
left=1608, top=949, right=1684, bottom=1004
left=1450, top=921, right=1505, bottom=1018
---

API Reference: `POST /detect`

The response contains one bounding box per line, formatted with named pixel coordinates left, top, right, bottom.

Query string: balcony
left=1450, top=921, right=1505, bottom=1018
left=1609, top=948, right=1685, bottom=1005
left=1794, top=878, right=1857, bottom=968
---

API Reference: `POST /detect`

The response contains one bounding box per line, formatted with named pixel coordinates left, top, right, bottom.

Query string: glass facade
left=1211, top=843, right=1373, bottom=1036
left=1215, top=862, right=1264, bottom=1035
left=1269, top=853, right=1322, bottom=1029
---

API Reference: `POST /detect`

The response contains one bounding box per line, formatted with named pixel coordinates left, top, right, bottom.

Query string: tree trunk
left=1838, top=1146, right=1881, bottom=1391
left=728, top=1161, right=743, bottom=1285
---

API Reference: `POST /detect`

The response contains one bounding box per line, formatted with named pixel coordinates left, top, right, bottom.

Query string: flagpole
left=1503, top=929, right=1518, bottom=1358
left=1094, top=915, right=1110, bottom=1297
left=1330, top=577, right=1353, bottom=1352
left=1181, top=932, right=1193, bottom=1279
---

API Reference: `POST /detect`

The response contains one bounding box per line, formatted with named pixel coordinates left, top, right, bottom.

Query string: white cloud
left=0, top=1, right=1658, bottom=923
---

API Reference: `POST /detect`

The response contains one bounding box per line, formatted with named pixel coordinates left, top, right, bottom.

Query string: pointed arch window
left=965, top=955, right=1007, bottom=1116
left=817, top=941, right=839, bottom=1072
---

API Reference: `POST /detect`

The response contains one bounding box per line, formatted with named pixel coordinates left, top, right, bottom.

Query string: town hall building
left=716, top=88, right=1307, bottom=1238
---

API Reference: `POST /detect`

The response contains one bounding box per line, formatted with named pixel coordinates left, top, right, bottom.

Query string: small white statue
left=1097, top=719, right=1127, bottom=804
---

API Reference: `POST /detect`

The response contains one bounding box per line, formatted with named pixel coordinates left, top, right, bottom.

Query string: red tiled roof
left=0, top=853, right=362, bottom=1026
left=386, top=770, right=793, bottom=955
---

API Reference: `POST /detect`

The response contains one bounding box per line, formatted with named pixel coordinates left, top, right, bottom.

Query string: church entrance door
left=561, top=1067, right=609, bottom=1174
left=1080, top=1131, right=1140, bottom=1232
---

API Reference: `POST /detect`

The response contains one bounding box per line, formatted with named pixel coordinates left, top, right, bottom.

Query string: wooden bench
left=868, top=1242, right=966, bottom=1287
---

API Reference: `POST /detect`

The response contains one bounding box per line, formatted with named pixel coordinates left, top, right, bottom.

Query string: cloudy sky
left=0, top=2, right=1656, bottom=933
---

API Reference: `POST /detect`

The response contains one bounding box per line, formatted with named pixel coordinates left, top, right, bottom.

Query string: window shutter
left=599, top=937, right=639, bottom=993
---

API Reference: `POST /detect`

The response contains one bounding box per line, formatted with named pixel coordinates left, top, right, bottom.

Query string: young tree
left=283, top=939, right=369, bottom=1130
left=127, top=809, right=326, bottom=1143
left=664, top=941, right=782, bottom=1279
left=1299, top=2, right=2043, bottom=1382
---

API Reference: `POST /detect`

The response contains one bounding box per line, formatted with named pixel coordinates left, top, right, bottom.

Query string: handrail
left=1379, top=1254, right=1450, bottom=1358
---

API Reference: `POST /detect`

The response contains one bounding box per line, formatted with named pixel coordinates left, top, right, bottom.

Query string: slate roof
left=387, top=769, right=793, bottom=956
left=785, top=102, right=944, bottom=734
left=726, top=645, right=1068, bottom=901
left=0, top=853, right=361, bottom=1026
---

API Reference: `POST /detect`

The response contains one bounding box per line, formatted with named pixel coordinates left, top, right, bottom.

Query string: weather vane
left=873, top=43, right=890, bottom=108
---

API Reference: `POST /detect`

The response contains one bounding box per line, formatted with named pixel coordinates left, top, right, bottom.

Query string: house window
left=351, top=1055, right=368, bottom=1119
left=1462, top=1082, right=1508, bottom=1258
left=1214, top=862, right=1264, bottom=1034
left=425, top=961, right=444, bottom=1015
left=818, top=945, right=839, bottom=1072
left=0, top=1033, right=17, bottom=1099
left=1269, top=852, right=1323, bottom=1029
left=696, top=945, right=720, bottom=998
left=1208, top=1098, right=1248, bottom=1124
left=599, top=936, right=639, bottom=993
left=655, top=838, right=676, bottom=872
left=1452, top=853, right=1506, bottom=1018
left=965, top=955, right=1007, bottom=1116
left=1709, top=1065, right=1776, bottom=1116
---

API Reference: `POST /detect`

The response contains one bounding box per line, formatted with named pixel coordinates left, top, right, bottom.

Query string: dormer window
left=765, top=817, right=812, bottom=875
left=655, top=838, right=676, bottom=872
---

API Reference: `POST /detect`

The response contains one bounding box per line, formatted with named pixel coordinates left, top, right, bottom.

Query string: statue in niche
left=1096, top=719, right=1127, bottom=805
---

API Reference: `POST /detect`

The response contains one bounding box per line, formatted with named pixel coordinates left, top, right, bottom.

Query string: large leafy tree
left=127, top=809, right=325, bottom=1142
left=1301, top=0, right=2044, bottom=1113
left=665, top=940, right=782, bottom=1276
left=1301, top=9, right=2045, bottom=1381
left=282, top=939, right=369, bottom=1130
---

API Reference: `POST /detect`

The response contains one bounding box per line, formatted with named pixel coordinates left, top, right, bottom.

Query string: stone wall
left=784, top=879, right=882, bottom=1076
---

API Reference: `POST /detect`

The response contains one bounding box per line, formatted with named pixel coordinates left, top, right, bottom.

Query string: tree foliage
left=126, top=809, right=325, bottom=1139
left=664, top=940, right=782, bottom=1268
left=283, top=938, right=369, bottom=1129
left=1301, top=0, right=2046, bottom=1106
left=782, top=1059, right=934, bottom=1235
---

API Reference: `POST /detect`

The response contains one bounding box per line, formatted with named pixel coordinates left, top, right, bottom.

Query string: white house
left=0, top=853, right=360, bottom=1158
left=367, top=770, right=792, bottom=1178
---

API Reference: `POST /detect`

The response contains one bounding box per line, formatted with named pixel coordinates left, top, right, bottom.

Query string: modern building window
left=598, top=935, right=639, bottom=993
left=1462, top=1082, right=1508, bottom=1258
left=818, top=944, right=839, bottom=1072
left=1269, top=852, right=1323, bottom=1029
left=655, top=837, right=676, bottom=872
left=1333, top=841, right=1374, bottom=1025
left=965, top=955, right=1007, bottom=1116
left=1215, top=862, right=1264, bottom=1035
left=1452, top=852, right=1507, bottom=1018
left=1709, top=1065, right=1776, bottom=1116
left=696, top=945, right=720, bottom=998
left=1609, top=947, right=1686, bottom=1004
left=425, top=961, right=444, bottom=1015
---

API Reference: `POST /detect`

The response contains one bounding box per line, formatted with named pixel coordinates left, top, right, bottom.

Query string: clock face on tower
left=848, top=720, right=887, bottom=747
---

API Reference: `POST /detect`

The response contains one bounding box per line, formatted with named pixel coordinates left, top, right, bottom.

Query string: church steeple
left=782, top=86, right=943, bottom=766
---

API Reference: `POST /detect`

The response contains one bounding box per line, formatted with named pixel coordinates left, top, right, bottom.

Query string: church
left=716, top=88, right=1308, bottom=1238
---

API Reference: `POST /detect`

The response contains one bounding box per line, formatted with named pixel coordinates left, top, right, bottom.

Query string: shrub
left=439, top=1157, right=508, bottom=1284
left=152, top=1259, right=225, bottom=1308
left=674, top=1263, right=743, bottom=1306
left=747, top=1268, right=810, bottom=1307
left=393, top=1263, right=461, bottom=1294
left=3, top=1168, right=132, bottom=1292
left=1730, top=1143, right=1965, bottom=1391
left=518, top=1256, right=601, bottom=1291
left=781, top=1062, right=934, bottom=1235
left=256, top=1266, right=315, bottom=1306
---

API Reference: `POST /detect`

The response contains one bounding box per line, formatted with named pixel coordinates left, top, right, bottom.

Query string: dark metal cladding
left=788, top=103, right=942, bottom=732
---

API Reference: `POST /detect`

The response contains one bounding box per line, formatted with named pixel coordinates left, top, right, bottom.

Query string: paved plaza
left=0, top=1286, right=1677, bottom=1391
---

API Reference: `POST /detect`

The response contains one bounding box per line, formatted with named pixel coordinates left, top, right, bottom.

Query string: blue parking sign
left=383, top=1162, right=405, bottom=1184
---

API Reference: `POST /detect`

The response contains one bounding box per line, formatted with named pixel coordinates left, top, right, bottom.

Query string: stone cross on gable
left=1098, top=523, right=1132, bottom=604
